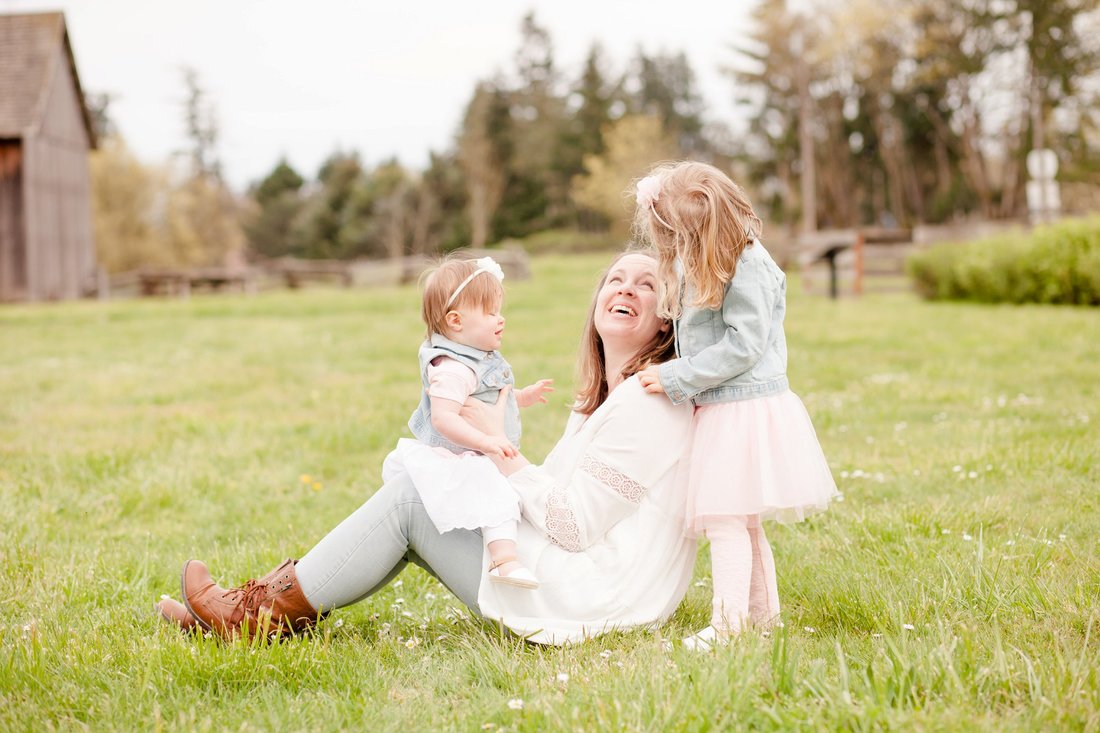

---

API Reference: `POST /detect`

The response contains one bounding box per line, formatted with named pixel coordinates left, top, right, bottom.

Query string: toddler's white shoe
left=488, top=558, right=539, bottom=589
left=681, top=625, right=728, bottom=651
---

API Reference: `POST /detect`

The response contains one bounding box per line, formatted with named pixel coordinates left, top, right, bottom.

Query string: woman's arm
left=463, top=382, right=691, bottom=551
left=657, top=260, right=779, bottom=405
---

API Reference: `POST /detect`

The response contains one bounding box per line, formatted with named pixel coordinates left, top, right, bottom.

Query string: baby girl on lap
left=383, top=256, right=553, bottom=588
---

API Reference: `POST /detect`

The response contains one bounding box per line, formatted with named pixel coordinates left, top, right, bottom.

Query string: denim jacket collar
left=429, top=332, right=492, bottom=360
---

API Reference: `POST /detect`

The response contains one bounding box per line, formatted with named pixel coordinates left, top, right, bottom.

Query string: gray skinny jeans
left=295, top=472, right=484, bottom=614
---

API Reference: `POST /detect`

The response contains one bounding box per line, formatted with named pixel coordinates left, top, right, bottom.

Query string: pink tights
left=705, top=515, right=780, bottom=634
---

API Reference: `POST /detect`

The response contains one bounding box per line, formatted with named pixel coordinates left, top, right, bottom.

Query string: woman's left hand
left=461, top=385, right=510, bottom=437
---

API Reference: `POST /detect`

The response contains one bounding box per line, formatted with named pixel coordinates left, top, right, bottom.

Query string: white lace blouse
left=476, top=376, right=696, bottom=645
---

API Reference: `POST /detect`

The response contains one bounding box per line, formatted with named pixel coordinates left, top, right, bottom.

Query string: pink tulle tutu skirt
left=685, top=390, right=839, bottom=534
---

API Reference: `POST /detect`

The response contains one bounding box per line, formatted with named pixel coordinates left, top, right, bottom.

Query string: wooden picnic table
left=797, top=228, right=912, bottom=298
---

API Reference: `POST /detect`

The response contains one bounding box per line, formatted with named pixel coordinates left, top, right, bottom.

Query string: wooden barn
left=0, top=12, right=97, bottom=302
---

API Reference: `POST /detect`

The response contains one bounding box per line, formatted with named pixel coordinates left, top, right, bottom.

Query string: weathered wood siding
left=22, top=41, right=94, bottom=300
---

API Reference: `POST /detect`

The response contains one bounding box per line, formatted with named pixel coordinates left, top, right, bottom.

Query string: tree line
left=90, top=3, right=1100, bottom=272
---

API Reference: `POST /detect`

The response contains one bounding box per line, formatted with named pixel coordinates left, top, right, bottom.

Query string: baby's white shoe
left=488, top=558, right=539, bottom=589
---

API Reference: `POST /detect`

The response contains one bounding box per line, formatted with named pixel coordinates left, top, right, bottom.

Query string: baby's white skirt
left=382, top=438, right=521, bottom=534
left=685, top=390, right=839, bottom=534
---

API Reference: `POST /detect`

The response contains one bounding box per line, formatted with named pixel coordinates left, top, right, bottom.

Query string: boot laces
left=226, top=578, right=268, bottom=613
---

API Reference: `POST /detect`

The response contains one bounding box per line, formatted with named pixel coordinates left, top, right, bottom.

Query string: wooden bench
left=138, top=267, right=255, bottom=297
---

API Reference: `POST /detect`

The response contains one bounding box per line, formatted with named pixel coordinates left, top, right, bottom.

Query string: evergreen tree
left=290, top=152, right=363, bottom=259
left=555, top=43, right=617, bottom=229
left=496, top=11, right=568, bottom=237
left=457, top=83, right=511, bottom=247
left=629, top=50, right=708, bottom=155
left=243, top=159, right=305, bottom=259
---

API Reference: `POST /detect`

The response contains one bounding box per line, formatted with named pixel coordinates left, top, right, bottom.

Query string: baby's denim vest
left=407, top=333, right=522, bottom=453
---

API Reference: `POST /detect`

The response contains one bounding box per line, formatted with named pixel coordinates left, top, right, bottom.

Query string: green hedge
left=907, top=217, right=1100, bottom=305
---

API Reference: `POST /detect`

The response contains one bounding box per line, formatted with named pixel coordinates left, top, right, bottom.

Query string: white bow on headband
left=636, top=175, right=674, bottom=230
left=445, top=256, right=505, bottom=308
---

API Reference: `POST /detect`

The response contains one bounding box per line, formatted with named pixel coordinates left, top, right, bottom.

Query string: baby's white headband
left=636, top=175, right=674, bottom=230
left=445, top=256, right=505, bottom=308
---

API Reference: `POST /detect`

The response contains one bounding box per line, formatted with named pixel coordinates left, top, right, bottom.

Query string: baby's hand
left=638, top=366, right=666, bottom=395
left=516, top=378, right=555, bottom=408
left=479, top=435, right=518, bottom=459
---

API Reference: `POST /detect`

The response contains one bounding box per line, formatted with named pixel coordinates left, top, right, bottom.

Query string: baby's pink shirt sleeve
left=426, top=356, right=478, bottom=404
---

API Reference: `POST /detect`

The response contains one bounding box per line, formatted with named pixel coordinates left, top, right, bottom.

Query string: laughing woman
left=164, top=251, right=696, bottom=645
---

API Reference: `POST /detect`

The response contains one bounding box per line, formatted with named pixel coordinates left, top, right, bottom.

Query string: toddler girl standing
left=382, top=256, right=553, bottom=589
left=634, top=162, right=838, bottom=649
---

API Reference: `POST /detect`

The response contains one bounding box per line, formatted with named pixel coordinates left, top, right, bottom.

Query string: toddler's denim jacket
left=407, top=333, right=522, bottom=453
left=658, top=240, right=789, bottom=406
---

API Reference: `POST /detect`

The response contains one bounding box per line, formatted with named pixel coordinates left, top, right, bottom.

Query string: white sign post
left=1026, top=149, right=1060, bottom=224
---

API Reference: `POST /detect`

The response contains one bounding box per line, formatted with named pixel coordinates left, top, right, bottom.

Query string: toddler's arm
left=515, top=379, right=554, bottom=408
left=431, top=397, right=517, bottom=458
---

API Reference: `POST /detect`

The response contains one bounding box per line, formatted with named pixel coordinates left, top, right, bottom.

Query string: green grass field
left=2, top=252, right=1098, bottom=731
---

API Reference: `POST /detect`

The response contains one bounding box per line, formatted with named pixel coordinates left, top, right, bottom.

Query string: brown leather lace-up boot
left=181, top=558, right=320, bottom=639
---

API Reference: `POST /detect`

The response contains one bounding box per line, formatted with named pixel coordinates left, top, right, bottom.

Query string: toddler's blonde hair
left=420, top=255, right=504, bottom=339
left=633, top=161, right=762, bottom=319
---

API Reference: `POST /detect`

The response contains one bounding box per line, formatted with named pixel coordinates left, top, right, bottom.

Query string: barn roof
left=0, top=12, right=97, bottom=147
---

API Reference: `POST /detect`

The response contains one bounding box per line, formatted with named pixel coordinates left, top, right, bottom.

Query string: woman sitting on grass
left=160, top=251, right=697, bottom=645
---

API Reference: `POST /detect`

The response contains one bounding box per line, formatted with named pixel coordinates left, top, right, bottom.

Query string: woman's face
left=593, top=253, right=666, bottom=354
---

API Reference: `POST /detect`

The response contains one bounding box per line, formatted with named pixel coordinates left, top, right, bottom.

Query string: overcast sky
left=2, top=0, right=757, bottom=190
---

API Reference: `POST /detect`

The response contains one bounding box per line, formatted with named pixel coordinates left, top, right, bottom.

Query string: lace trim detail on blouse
left=582, top=456, right=646, bottom=503
left=545, top=486, right=581, bottom=552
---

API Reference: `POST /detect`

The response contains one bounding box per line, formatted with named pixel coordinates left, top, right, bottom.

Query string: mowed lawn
left=1, top=252, right=1097, bottom=731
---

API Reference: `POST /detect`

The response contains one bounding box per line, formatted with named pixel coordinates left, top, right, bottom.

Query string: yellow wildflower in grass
left=312, top=482, right=323, bottom=491
left=299, top=474, right=312, bottom=484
